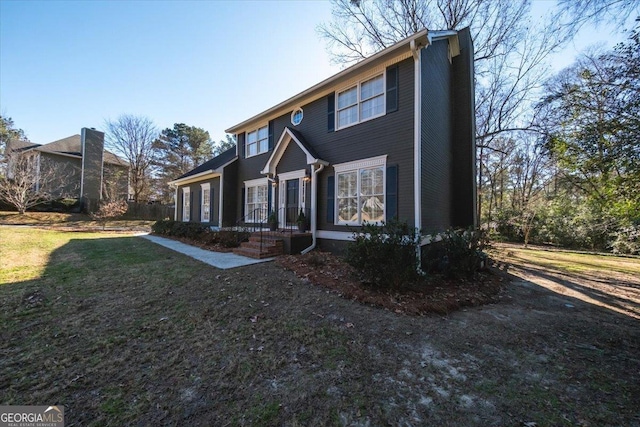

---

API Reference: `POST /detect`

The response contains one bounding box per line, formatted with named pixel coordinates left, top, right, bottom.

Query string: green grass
left=493, top=244, right=640, bottom=277
left=1, top=228, right=638, bottom=426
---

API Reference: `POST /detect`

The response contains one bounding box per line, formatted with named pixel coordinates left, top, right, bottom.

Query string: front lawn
left=1, top=228, right=638, bottom=426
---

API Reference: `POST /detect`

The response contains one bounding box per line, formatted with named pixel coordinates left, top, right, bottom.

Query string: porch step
left=233, top=233, right=284, bottom=259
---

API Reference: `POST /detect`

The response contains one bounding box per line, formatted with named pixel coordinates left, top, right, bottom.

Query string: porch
left=232, top=207, right=313, bottom=259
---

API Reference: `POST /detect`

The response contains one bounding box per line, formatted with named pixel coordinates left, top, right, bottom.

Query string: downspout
left=219, top=171, right=224, bottom=227
left=412, top=37, right=427, bottom=275
left=301, top=163, right=325, bottom=254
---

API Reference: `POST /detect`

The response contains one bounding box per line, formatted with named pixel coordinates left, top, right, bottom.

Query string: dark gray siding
left=222, top=161, right=238, bottom=226
left=451, top=28, right=477, bottom=227
left=277, top=142, right=307, bottom=173
left=210, top=177, right=220, bottom=225
left=177, top=177, right=222, bottom=225
left=421, top=40, right=452, bottom=232
left=230, top=58, right=416, bottom=230
left=304, top=58, right=415, bottom=231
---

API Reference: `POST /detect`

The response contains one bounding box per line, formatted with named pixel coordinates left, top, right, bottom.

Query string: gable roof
left=261, top=127, right=327, bottom=175
left=170, top=146, right=238, bottom=184
left=225, top=29, right=460, bottom=135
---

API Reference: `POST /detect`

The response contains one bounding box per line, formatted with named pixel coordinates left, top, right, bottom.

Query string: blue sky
left=0, top=0, right=631, bottom=144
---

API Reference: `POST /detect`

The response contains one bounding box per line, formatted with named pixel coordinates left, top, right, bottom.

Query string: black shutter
left=386, top=165, right=398, bottom=220
left=210, top=188, right=214, bottom=223
left=386, top=65, right=399, bottom=113
left=327, top=93, right=335, bottom=132
left=268, top=120, right=274, bottom=151
left=190, top=189, right=194, bottom=222
left=239, top=133, right=245, bottom=158
left=267, top=184, right=272, bottom=214
left=241, top=188, right=246, bottom=219
left=327, top=176, right=335, bottom=223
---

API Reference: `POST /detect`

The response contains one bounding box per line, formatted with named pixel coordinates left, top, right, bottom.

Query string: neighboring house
left=7, top=128, right=130, bottom=203
left=170, top=28, right=476, bottom=254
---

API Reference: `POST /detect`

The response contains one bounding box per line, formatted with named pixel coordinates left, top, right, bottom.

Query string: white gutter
left=301, top=163, right=325, bottom=255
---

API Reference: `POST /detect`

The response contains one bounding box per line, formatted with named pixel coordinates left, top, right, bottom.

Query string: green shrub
left=345, top=219, right=420, bottom=289
left=151, top=221, right=250, bottom=248
left=611, top=224, right=640, bottom=255
left=151, top=219, right=175, bottom=235
left=422, top=228, right=489, bottom=278
left=218, top=229, right=249, bottom=248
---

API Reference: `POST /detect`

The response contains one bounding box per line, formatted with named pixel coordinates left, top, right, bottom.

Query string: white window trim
left=245, top=124, right=269, bottom=158
left=335, top=71, right=386, bottom=131
left=201, top=183, right=211, bottom=222
left=244, top=178, right=269, bottom=222
left=334, top=155, right=387, bottom=226
left=291, top=107, right=304, bottom=126
left=182, top=187, right=191, bottom=222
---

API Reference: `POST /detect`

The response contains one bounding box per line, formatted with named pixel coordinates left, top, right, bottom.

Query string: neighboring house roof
left=225, top=28, right=458, bottom=135
left=16, top=134, right=127, bottom=166
left=170, top=147, right=238, bottom=184
left=7, top=139, right=39, bottom=152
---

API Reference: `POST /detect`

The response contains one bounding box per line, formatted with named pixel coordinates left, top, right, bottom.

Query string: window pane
left=361, top=195, right=384, bottom=222
left=257, top=126, right=268, bottom=139
left=257, top=185, right=267, bottom=202
left=360, top=95, right=384, bottom=120
left=338, top=105, right=357, bottom=128
left=337, top=86, right=357, bottom=109
left=338, top=197, right=358, bottom=222
left=247, top=131, right=257, bottom=143
left=248, top=143, right=257, bottom=156
left=361, top=75, right=384, bottom=100
left=258, top=139, right=269, bottom=154
left=338, top=172, right=357, bottom=197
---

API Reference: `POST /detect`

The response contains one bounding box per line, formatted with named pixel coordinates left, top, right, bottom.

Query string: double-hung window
left=334, top=156, right=386, bottom=225
left=336, top=73, right=385, bottom=129
left=245, top=179, right=268, bottom=222
left=246, top=125, right=269, bottom=157
left=182, top=187, right=190, bottom=222
left=201, top=183, right=210, bottom=222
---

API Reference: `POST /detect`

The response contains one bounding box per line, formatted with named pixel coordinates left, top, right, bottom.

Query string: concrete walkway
left=140, top=234, right=274, bottom=269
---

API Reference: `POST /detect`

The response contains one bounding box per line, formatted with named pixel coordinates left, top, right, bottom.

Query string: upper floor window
left=336, top=73, right=385, bottom=130
left=246, top=125, right=268, bottom=157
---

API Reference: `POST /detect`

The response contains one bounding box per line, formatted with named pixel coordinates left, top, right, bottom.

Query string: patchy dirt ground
left=1, top=231, right=639, bottom=426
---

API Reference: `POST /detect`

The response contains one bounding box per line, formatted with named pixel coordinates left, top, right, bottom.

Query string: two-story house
left=170, top=28, right=476, bottom=256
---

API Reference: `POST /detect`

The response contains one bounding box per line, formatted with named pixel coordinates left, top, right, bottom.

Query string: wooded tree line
left=320, top=0, right=639, bottom=254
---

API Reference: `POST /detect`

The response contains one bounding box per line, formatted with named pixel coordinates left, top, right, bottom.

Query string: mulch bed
left=277, top=251, right=504, bottom=316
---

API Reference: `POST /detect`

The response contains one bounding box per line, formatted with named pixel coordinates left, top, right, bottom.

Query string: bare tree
left=557, top=0, right=640, bottom=31
left=0, top=150, right=78, bottom=214
left=318, top=0, right=569, bottom=223
left=105, top=115, right=157, bottom=203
